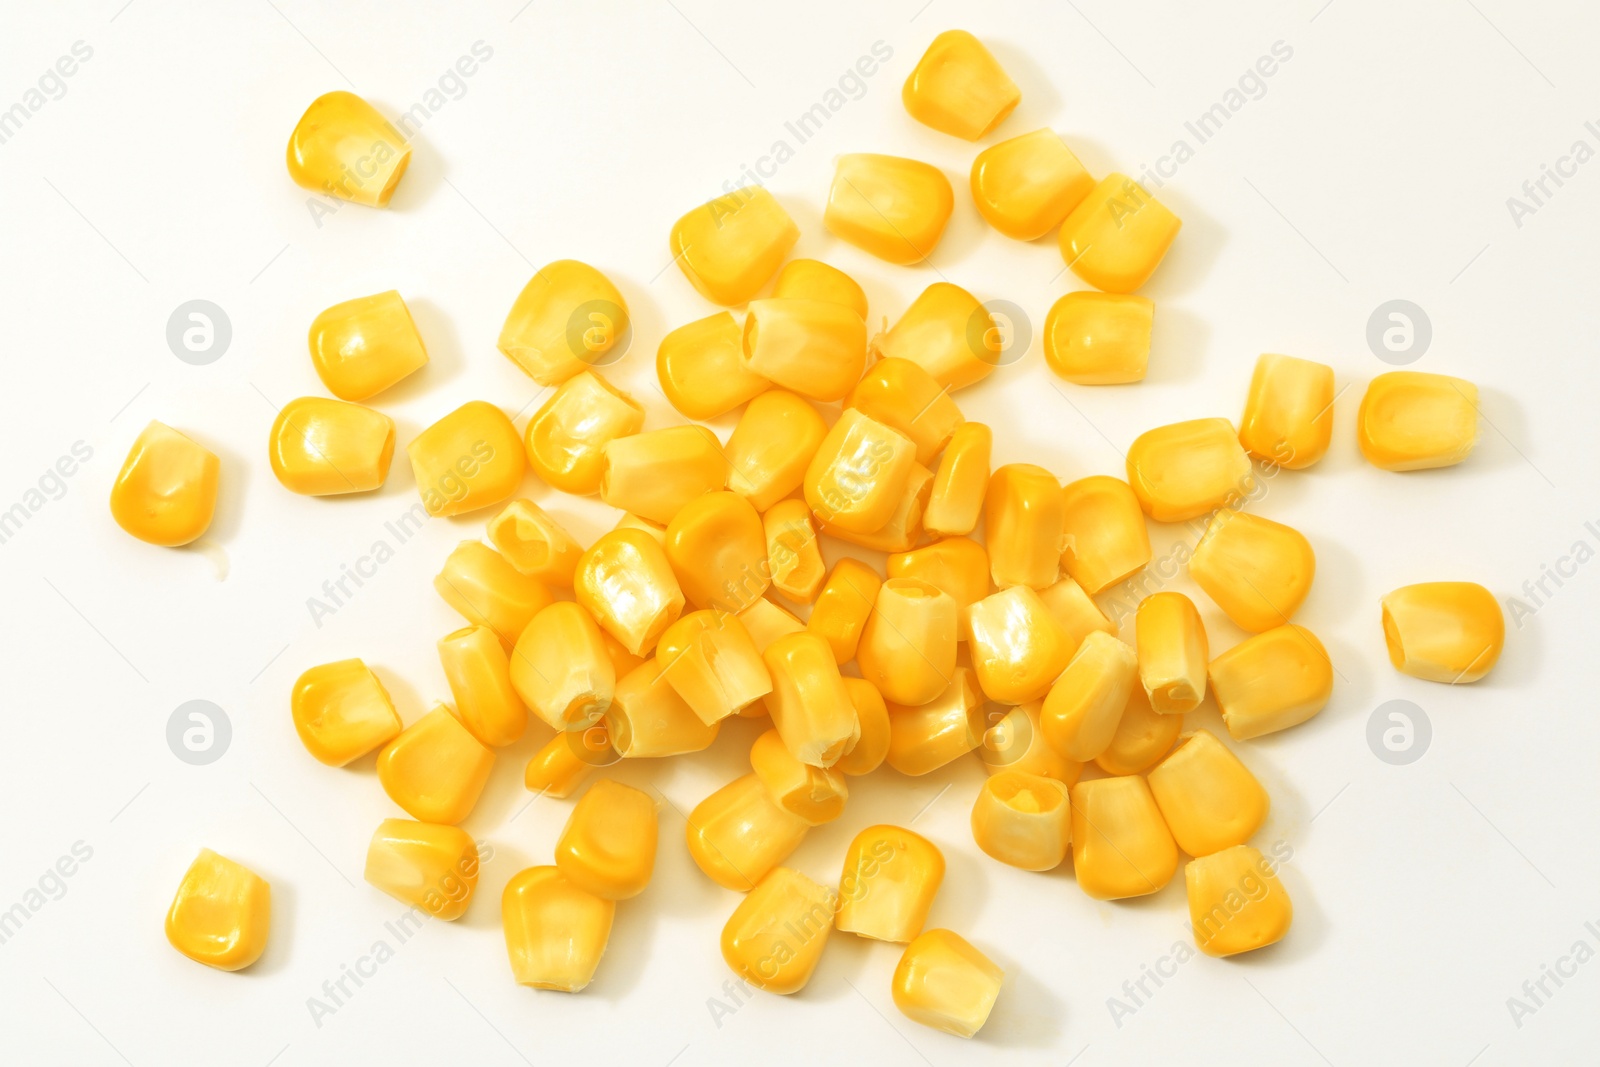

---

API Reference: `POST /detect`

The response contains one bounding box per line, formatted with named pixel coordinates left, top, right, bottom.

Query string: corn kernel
left=687, top=774, right=810, bottom=891
left=165, top=849, right=270, bottom=971
left=971, top=128, right=1093, bottom=239
left=972, top=770, right=1071, bottom=871
left=1209, top=625, right=1334, bottom=740
left=764, top=499, right=826, bottom=604
left=498, top=260, right=629, bottom=385
left=601, top=630, right=646, bottom=678
left=502, top=866, right=615, bottom=992
left=364, top=819, right=479, bottom=921
left=725, top=390, right=829, bottom=512
left=1041, top=630, right=1138, bottom=761
left=435, top=540, right=553, bottom=649
left=662, top=491, right=767, bottom=613
left=556, top=779, right=658, bottom=900
left=903, top=30, right=1020, bottom=140
left=1190, top=511, right=1315, bottom=632
left=846, top=358, right=965, bottom=466
left=524, top=725, right=611, bottom=799
left=980, top=700, right=1083, bottom=783
left=1239, top=353, right=1335, bottom=469
left=826, top=154, right=954, bottom=266
left=286, top=91, right=409, bottom=206
left=1186, top=846, right=1293, bottom=957
left=605, top=658, right=720, bottom=757
left=510, top=601, right=616, bottom=730
left=837, top=678, right=891, bottom=776
left=836, top=825, right=944, bottom=942
left=742, top=298, right=868, bottom=403
left=408, top=401, right=525, bottom=517
left=804, top=410, right=917, bottom=534
left=772, top=258, right=867, bottom=318
left=1381, top=581, right=1503, bottom=683
left=818, top=462, right=933, bottom=554
left=1148, top=729, right=1269, bottom=857
left=1058, top=174, right=1181, bottom=293
left=1358, top=371, right=1479, bottom=471
left=376, top=705, right=494, bottom=825
left=763, top=631, right=860, bottom=767
left=601, top=425, right=727, bottom=525
left=524, top=370, right=645, bottom=496
left=438, top=625, right=527, bottom=748
left=1044, top=292, right=1153, bottom=386
left=307, top=290, right=428, bottom=401
left=985, top=463, right=1064, bottom=589
left=657, top=311, right=770, bottom=420
left=486, top=499, right=583, bottom=585
left=751, top=728, right=848, bottom=825
left=737, top=596, right=806, bottom=655
left=722, top=867, right=836, bottom=994
left=807, top=559, right=882, bottom=664
left=291, top=658, right=402, bottom=766
left=873, top=282, right=996, bottom=392
left=575, top=528, right=686, bottom=657
left=924, top=422, right=992, bottom=537
left=859, top=579, right=958, bottom=706
left=1069, top=775, right=1178, bottom=899
left=110, top=421, right=219, bottom=547
left=1094, top=685, right=1181, bottom=775
left=1125, top=418, right=1254, bottom=523
left=657, top=610, right=773, bottom=724
left=885, top=667, right=984, bottom=775
left=1037, top=576, right=1115, bottom=650
left=670, top=186, right=798, bottom=305
left=1137, top=592, right=1209, bottom=714
left=613, top=511, right=667, bottom=545
left=967, top=586, right=1074, bottom=704
left=888, top=537, right=990, bottom=638
left=892, top=929, right=1004, bottom=1038
left=268, top=396, right=394, bottom=496
left=1058, top=475, right=1151, bottom=594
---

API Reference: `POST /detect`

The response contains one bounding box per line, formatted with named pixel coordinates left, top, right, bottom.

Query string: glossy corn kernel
left=435, top=540, right=553, bottom=649
left=763, top=631, right=859, bottom=767
left=1058, top=174, right=1181, bottom=293
left=664, top=491, right=768, bottom=612
left=671, top=186, right=799, bottom=306
left=575, top=529, right=685, bottom=657
left=972, top=770, right=1071, bottom=871
left=738, top=596, right=806, bottom=654
left=110, top=421, right=219, bottom=547
left=903, top=30, right=1020, bottom=140
left=687, top=774, right=810, bottom=891
left=1125, top=418, right=1254, bottom=523
left=751, top=728, right=848, bottom=825
left=286, top=91, right=409, bottom=206
left=967, top=586, right=1074, bottom=704
left=525, top=371, right=645, bottom=496
left=657, top=610, right=772, bottom=724
left=837, top=825, right=944, bottom=942
left=1059, top=476, right=1151, bottom=594
left=165, top=849, right=271, bottom=971
left=819, top=462, right=933, bottom=554
left=486, top=500, right=582, bottom=585
left=725, top=390, right=829, bottom=512
left=439, top=625, right=527, bottom=748
left=503, top=866, right=615, bottom=992
left=556, top=779, right=658, bottom=900
left=1358, top=371, right=1479, bottom=472
left=808, top=559, right=882, bottom=664
left=1070, top=775, right=1178, bottom=900
left=892, top=929, right=1004, bottom=1039
left=605, top=658, right=720, bottom=757
left=742, top=298, right=868, bottom=403
left=1209, top=625, right=1333, bottom=740
left=971, top=128, right=1093, bottom=239
left=1190, top=511, right=1315, bottom=632
left=722, top=867, right=836, bottom=994
left=986, top=463, right=1064, bottom=590
left=1095, top=685, right=1182, bottom=775
left=307, top=291, right=428, bottom=401
left=980, top=700, right=1081, bottom=784
left=268, top=396, right=394, bottom=497
left=805, top=409, right=918, bottom=534
left=409, top=401, right=525, bottom=517
left=1239, top=353, right=1335, bottom=469
left=888, top=537, right=991, bottom=637
left=859, top=579, right=958, bottom=706
left=291, top=658, right=402, bottom=766
left=924, top=422, right=992, bottom=537
left=1137, top=592, right=1209, bottom=714
left=1381, top=582, right=1503, bottom=683
left=602, top=630, right=646, bottom=678
left=1186, top=846, right=1293, bottom=957
left=1043, top=291, right=1154, bottom=385
left=885, top=667, right=984, bottom=775
left=873, top=282, right=996, bottom=392
left=498, top=260, right=629, bottom=385
left=510, top=602, right=616, bottom=731
left=1037, top=576, right=1115, bottom=650
left=376, top=705, right=495, bottom=825
left=1148, top=729, right=1269, bottom=857
left=825, top=154, right=954, bottom=266
left=764, top=499, right=826, bottom=604
left=614, top=511, right=667, bottom=545
left=602, top=426, right=727, bottom=526
left=772, top=258, right=867, bottom=318
left=657, top=311, right=769, bottom=420
left=364, top=819, right=479, bottom=921
left=846, top=358, right=965, bottom=466
left=1041, top=630, right=1139, bottom=761
left=837, top=678, right=891, bottom=776
left=524, top=725, right=611, bottom=799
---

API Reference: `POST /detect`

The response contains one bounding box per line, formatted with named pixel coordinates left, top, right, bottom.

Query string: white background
left=1, top=1, right=1597, bottom=1064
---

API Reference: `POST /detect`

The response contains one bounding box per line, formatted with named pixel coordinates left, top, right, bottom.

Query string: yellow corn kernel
left=1186, top=845, right=1293, bottom=957
left=725, top=390, right=829, bottom=513
left=600, top=426, right=727, bottom=526
left=376, top=706, right=494, bottom=825
left=763, top=631, right=859, bottom=767
left=664, top=491, right=768, bottom=612
left=819, top=462, right=933, bottom=554
left=306, top=291, right=428, bottom=401
left=1069, top=775, right=1178, bottom=899
left=836, top=825, right=944, bottom=941
left=657, top=311, right=770, bottom=421
left=291, top=658, right=402, bottom=766
left=1059, top=475, right=1151, bottom=594
left=741, top=298, right=868, bottom=403
left=859, top=579, right=958, bottom=706
left=165, top=849, right=271, bottom=971
left=435, top=540, right=553, bottom=650
left=837, top=678, right=891, bottom=776
left=980, top=700, right=1083, bottom=783
left=364, top=819, right=479, bottom=921
left=657, top=610, right=773, bottom=724
left=605, top=658, right=720, bottom=757
left=1190, top=511, right=1315, bottom=632
left=1125, top=418, right=1254, bottom=523
left=268, top=396, right=394, bottom=496
left=524, top=724, right=611, bottom=799
left=524, top=371, right=645, bottom=497
left=888, top=537, right=990, bottom=633
left=110, top=421, right=219, bottom=547
left=1381, top=581, right=1503, bottom=683
left=751, top=728, right=848, bottom=825
left=825, top=154, right=954, bottom=266
left=408, top=401, right=525, bottom=517
left=805, top=409, right=917, bottom=534
left=808, top=558, right=882, bottom=664
left=764, top=499, right=826, bottom=604
left=286, top=91, right=409, bottom=206
left=737, top=596, right=806, bottom=655
left=502, top=866, right=615, bottom=992
left=971, top=128, right=1093, bottom=239
left=1095, top=685, right=1181, bottom=775
left=486, top=500, right=583, bottom=585
left=556, top=779, right=658, bottom=900
left=687, top=774, right=810, bottom=891
left=722, top=867, right=836, bottom=994
left=903, top=28, right=1019, bottom=138
left=985, top=463, right=1064, bottom=590
left=885, top=667, right=984, bottom=775
left=846, top=358, right=965, bottom=466
left=1137, top=592, right=1209, bottom=714
left=438, top=625, right=527, bottom=748
left=873, top=282, right=996, bottom=392
left=1358, top=371, right=1479, bottom=472
left=575, top=528, right=686, bottom=657
left=601, top=629, right=646, bottom=678
left=924, top=422, right=992, bottom=537
left=1148, top=729, right=1269, bottom=857
left=510, top=602, right=616, bottom=730
left=772, top=258, right=867, bottom=318
left=892, top=929, right=1004, bottom=1039
left=1058, top=173, right=1181, bottom=293
left=1042, top=291, right=1153, bottom=385
left=1239, top=353, right=1335, bottom=469
left=966, top=586, right=1074, bottom=704
left=497, top=260, right=629, bottom=385
left=1209, top=624, right=1333, bottom=740
left=1037, top=576, right=1115, bottom=650
left=1041, top=631, right=1139, bottom=761
left=971, top=770, right=1071, bottom=871
left=670, top=186, right=799, bottom=306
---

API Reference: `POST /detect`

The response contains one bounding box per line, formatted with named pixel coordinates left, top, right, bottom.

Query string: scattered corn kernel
left=924, top=422, right=992, bottom=537
left=1381, top=581, right=1503, bottom=684
left=435, top=540, right=553, bottom=648
left=892, top=929, right=1004, bottom=1038
left=763, top=631, right=860, bottom=767
left=737, top=596, right=806, bottom=655
left=657, top=311, right=770, bottom=420
left=600, top=425, right=727, bottom=526
left=438, top=625, right=527, bottom=748
left=888, top=537, right=990, bottom=639
left=1186, top=845, right=1293, bottom=957
left=903, top=30, right=1020, bottom=140
left=986, top=463, right=1064, bottom=589
left=1148, top=729, right=1269, bottom=857
left=741, top=298, right=868, bottom=402
left=825, top=153, right=953, bottom=266
left=1094, top=685, right=1181, bottom=775
left=980, top=700, right=1082, bottom=783
left=670, top=186, right=798, bottom=305
left=836, top=825, right=944, bottom=942
left=846, top=358, right=965, bottom=466
left=663, top=491, right=768, bottom=612
left=967, top=586, right=1074, bottom=704
left=555, top=779, right=658, bottom=900
left=885, top=667, right=984, bottom=775
left=291, top=658, right=402, bottom=766
left=1137, top=592, right=1209, bottom=714
left=872, top=282, right=996, bottom=391
left=509, top=601, right=616, bottom=731
left=486, top=499, right=583, bottom=585
left=1058, top=173, right=1181, bottom=293
left=837, top=678, right=891, bottom=776
left=269, top=396, right=394, bottom=496
left=613, top=511, right=667, bottom=545
left=657, top=610, right=773, bottom=724
left=1043, top=291, right=1153, bottom=385
left=751, top=728, right=848, bottom=825
left=110, top=421, right=219, bottom=547
left=764, top=499, right=826, bottom=604
left=859, top=578, right=958, bottom=706
left=1069, top=775, right=1178, bottom=899
left=524, top=725, right=611, bottom=799
left=725, top=390, right=829, bottom=513
left=1239, top=353, right=1335, bottom=469
left=408, top=401, right=525, bottom=517
left=1041, top=630, right=1139, bottom=761
left=1358, top=371, right=1479, bottom=472
left=375, top=705, right=494, bottom=825
left=307, top=290, right=428, bottom=401
left=819, top=462, right=934, bottom=554
left=1209, top=624, right=1334, bottom=740
left=808, top=558, right=883, bottom=664
left=605, top=658, right=720, bottom=757
left=165, top=849, right=271, bottom=971
left=364, top=819, right=479, bottom=921
left=286, top=91, right=409, bottom=207
left=1060, top=475, right=1151, bottom=594
left=1190, top=511, right=1315, bottom=632
left=524, top=370, right=645, bottom=496
left=772, top=258, right=867, bottom=318
left=686, top=774, right=810, bottom=891
left=575, top=528, right=685, bottom=657
left=972, top=770, right=1071, bottom=871
left=502, top=866, right=615, bottom=992
left=1125, top=418, right=1254, bottom=523
left=721, top=867, right=836, bottom=994
left=804, top=408, right=918, bottom=533
left=497, top=260, right=629, bottom=385
left=1037, top=576, right=1115, bottom=650
left=971, top=128, right=1094, bottom=239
